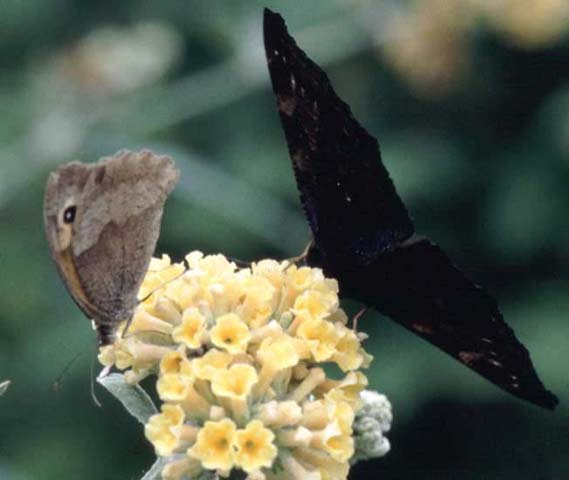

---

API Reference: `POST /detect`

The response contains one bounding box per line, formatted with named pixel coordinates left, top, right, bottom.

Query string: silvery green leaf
left=138, top=457, right=220, bottom=480
left=140, top=457, right=169, bottom=480
left=0, top=380, right=10, bottom=396
left=97, top=373, right=157, bottom=424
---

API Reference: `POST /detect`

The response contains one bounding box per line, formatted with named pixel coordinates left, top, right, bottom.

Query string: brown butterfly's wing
left=264, top=9, right=414, bottom=267
left=44, top=150, right=179, bottom=344
left=263, top=9, right=558, bottom=409
left=343, top=238, right=558, bottom=410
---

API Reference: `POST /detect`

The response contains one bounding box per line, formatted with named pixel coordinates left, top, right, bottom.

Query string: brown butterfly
left=263, top=8, right=558, bottom=409
left=44, top=149, right=179, bottom=346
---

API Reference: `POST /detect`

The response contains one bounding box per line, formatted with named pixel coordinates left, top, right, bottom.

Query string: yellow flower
left=210, top=274, right=244, bottom=315
left=332, top=326, right=366, bottom=371
left=211, top=313, right=251, bottom=354
left=235, top=420, right=277, bottom=472
left=157, top=374, right=193, bottom=402
left=160, top=349, right=193, bottom=376
left=276, top=451, right=321, bottom=480
left=211, top=364, right=258, bottom=401
left=256, top=335, right=300, bottom=396
left=113, top=337, right=171, bottom=371
left=288, top=368, right=326, bottom=403
left=151, top=296, right=182, bottom=324
left=275, top=265, right=322, bottom=314
left=318, top=399, right=356, bottom=463
left=186, top=251, right=236, bottom=281
left=257, top=335, right=299, bottom=371
left=312, top=276, right=339, bottom=296
left=145, top=404, right=185, bottom=456
left=329, top=399, right=354, bottom=435
left=100, top=250, right=380, bottom=480
left=327, top=308, right=348, bottom=326
left=192, top=348, right=232, bottom=381
left=293, top=290, right=336, bottom=321
left=319, top=372, right=369, bottom=410
left=129, top=309, right=174, bottom=336
left=138, top=255, right=185, bottom=303
left=252, top=259, right=287, bottom=292
left=97, top=345, right=115, bottom=367
left=161, top=457, right=202, bottom=480
left=476, top=0, right=569, bottom=49
left=189, top=419, right=237, bottom=471
left=237, top=275, right=276, bottom=328
left=301, top=400, right=329, bottom=430
left=172, top=307, right=207, bottom=349
left=287, top=265, right=321, bottom=291
left=164, top=275, right=202, bottom=311
left=324, top=433, right=354, bottom=463
left=250, top=320, right=284, bottom=344
left=297, top=318, right=341, bottom=362
left=294, top=447, right=349, bottom=480
left=255, top=400, right=302, bottom=428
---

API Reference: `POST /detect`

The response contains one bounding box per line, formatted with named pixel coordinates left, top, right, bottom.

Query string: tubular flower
left=235, top=420, right=278, bottom=472
left=98, top=251, right=388, bottom=479
left=189, top=419, right=238, bottom=471
left=210, top=313, right=251, bottom=354
left=145, top=404, right=186, bottom=456
left=172, top=307, right=207, bottom=349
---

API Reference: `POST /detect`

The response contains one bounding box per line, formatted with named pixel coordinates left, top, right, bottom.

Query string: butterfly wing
left=45, top=162, right=100, bottom=320
left=264, top=9, right=414, bottom=266
left=44, top=150, right=179, bottom=343
left=263, top=9, right=558, bottom=409
left=345, top=238, right=558, bottom=409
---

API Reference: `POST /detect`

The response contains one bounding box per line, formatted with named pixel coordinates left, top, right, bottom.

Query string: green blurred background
left=1, top=0, right=568, bottom=478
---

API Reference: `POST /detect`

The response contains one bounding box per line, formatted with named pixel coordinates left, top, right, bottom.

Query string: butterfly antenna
left=123, top=269, right=188, bottom=339
left=90, top=353, right=104, bottom=408
left=137, top=270, right=187, bottom=305
left=52, top=351, right=83, bottom=392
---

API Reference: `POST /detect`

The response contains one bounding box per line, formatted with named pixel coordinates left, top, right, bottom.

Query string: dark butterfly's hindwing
left=349, top=239, right=558, bottom=409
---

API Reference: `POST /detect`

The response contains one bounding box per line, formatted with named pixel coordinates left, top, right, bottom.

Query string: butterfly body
left=44, top=150, right=179, bottom=345
left=263, top=9, right=558, bottom=409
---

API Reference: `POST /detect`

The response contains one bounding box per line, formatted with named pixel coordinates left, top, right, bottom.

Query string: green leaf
left=97, top=373, right=158, bottom=424
left=140, top=457, right=169, bottom=480
left=138, top=457, right=221, bottom=480
left=0, top=379, right=10, bottom=396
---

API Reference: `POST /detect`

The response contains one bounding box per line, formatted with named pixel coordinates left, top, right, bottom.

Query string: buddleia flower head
left=99, top=251, right=390, bottom=479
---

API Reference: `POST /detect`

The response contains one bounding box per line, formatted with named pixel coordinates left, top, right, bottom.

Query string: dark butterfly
left=263, top=8, right=558, bottom=410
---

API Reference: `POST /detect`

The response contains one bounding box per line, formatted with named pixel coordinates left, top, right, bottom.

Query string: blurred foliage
left=0, top=0, right=568, bottom=479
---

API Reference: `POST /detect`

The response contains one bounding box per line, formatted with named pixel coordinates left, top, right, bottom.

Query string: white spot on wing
left=277, top=94, right=296, bottom=116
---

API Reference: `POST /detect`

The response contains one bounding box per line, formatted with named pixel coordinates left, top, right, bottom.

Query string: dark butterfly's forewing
left=263, top=8, right=558, bottom=409
left=264, top=9, right=414, bottom=267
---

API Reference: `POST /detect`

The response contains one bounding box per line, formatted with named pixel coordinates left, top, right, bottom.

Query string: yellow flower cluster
left=99, top=252, right=372, bottom=479
left=381, top=0, right=569, bottom=97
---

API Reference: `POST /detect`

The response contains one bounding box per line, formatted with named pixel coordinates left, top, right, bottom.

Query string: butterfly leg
left=352, top=306, right=370, bottom=332
left=227, top=256, right=252, bottom=268
left=137, top=270, right=187, bottom=305
left=285, top=238, right=314, bottom=265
